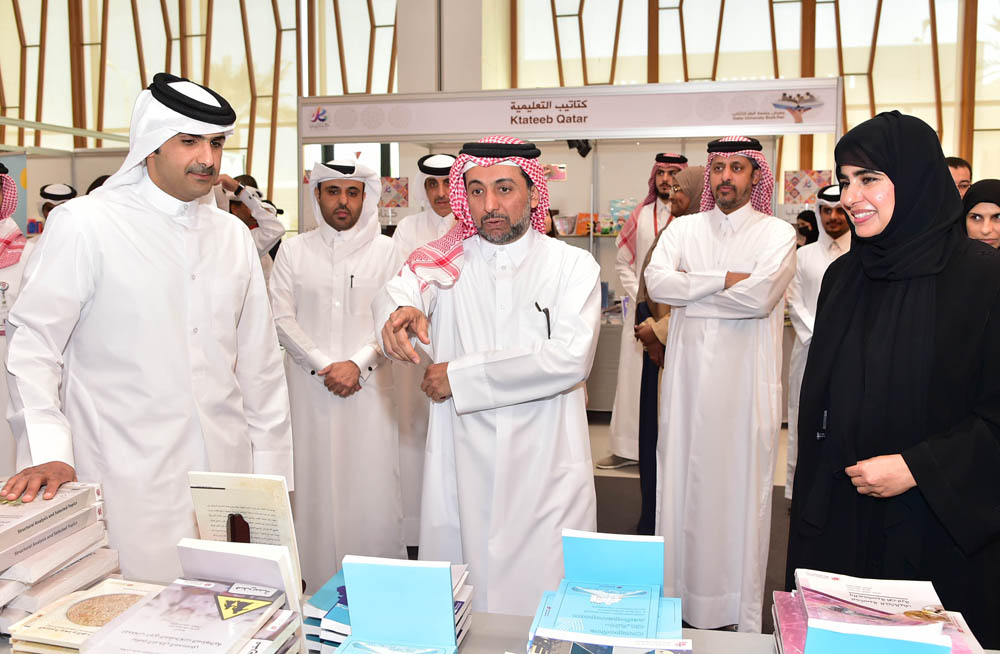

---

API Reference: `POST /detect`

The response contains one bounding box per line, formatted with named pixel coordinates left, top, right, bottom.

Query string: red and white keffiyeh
left=699, top=135, right=774, bottom=215
left=616, top=155, right=688, bottom=265
left=403, top=135, right=550, bottom=290
left=0, top=173, right=26, bottom=268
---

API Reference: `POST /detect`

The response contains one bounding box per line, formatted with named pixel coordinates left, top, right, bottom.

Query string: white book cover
left=450, top=565, right=468, bottom=593
left=0, top=503, right=103, bottom=573
left=0, top=481, right=101, bottom=554
left=794, top=568, right=951, bottom=646
left=276, top=636, right=300, bottom=654
left=0, top=577, right=27, bottom=608
left=82, top=578, right=284, bottom=654
left=455, top=610, right=471, bottom=645
left=2, top=520, right=107, bottom=584
left=237, top=609, right=300, bottom=654
left=9, top=577, right=162, bottom=649
left=177, top=538, right=302, bottom=616
left=0, top=606, right=32, bottom=634
left=319, top=629, right=347, bottom=644
left=188, top=472, right=302, bottom=601
left=10, top=548, right=119, bottom=612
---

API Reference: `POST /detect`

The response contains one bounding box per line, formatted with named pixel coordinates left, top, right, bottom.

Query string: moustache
left=715, top=184, right=735, bottom=192
left=186, top=164, right=216, bottom=175
left=481, top=210, right=510, bottom=222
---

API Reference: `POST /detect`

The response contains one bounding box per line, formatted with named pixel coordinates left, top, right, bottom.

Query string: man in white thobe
left=603, top=153, right=688, bottom=470
left=785, top=183, right=850, bottom=500
left=645, top=136, right=796, bottom=632
left=271, top=159, right=405, bottom=587
left=390, top=153, right=457, bottom=545
left=0, top=165, right=34, bottom=476
left=374, top=136, right=600, bottom=616
left=216, top=173, right=285, bottom=283
left=2, top=73, right=293, bottom=582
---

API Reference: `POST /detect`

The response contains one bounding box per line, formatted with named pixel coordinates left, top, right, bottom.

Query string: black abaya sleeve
left=902, top=282, right=1000, bottom=556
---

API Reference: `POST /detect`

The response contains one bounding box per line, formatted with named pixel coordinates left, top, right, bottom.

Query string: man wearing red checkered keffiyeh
left=0, top=163, right=35, bottom=476
left=643, top=135, right=797, bottom=633
left=373, top=135, right=602, bottom=616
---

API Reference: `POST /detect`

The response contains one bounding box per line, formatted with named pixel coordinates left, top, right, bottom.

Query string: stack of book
left=7, top=577, right=163, bottom=653
left=0, top=481, right=118, bottom=632
left=304, top=563, right=472, bottom=653
left=773, top=569, right=985, bottom=654
left=526, top=530, right=691, bottom=653
left=80, top=578, right=291, bottom=654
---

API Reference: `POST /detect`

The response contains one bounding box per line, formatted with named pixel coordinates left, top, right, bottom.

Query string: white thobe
left=5, top=171, right=293, bottom=582
left=390, top=208, right=456, bottom=544
left=373, top=228, right=600, bottom=616
left=785, top=230, right=850, bottom=500
left=610, top=198, right=670, bottom=460
left=644, top=203, right=796, bottom=632
left=0, top=239, right=35, bottom=476
left=270, top=221, right=406, bottom=588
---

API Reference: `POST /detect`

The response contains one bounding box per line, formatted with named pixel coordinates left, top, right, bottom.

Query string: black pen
left=350, top=274, right=354, bottom=288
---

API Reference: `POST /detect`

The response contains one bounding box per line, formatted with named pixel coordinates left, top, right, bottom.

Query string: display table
left=0, top=612, right=994, bottom=653
left=461, top=611, right=776, bottom=654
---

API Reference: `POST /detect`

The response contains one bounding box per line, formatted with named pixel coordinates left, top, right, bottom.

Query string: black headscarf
left=797, top=209, right=819, bottom=245
left=963, top=179, right=1000, bottom=219
left=795, top=111, right=965, bottom=530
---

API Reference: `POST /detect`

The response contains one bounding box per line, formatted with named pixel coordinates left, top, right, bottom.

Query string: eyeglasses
left=670, top=185, right=684, bottom=194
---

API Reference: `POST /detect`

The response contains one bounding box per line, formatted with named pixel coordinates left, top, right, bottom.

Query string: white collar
left=833, top=231, right=851, bottom=251
left=476, top=225, right=538, bottom=268
left=138, top=167, right=199, bottom=225
left=711, top=201, right=755, bottom=232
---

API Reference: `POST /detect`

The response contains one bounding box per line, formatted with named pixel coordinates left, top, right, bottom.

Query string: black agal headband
left=459, top=141, right=541, bottom=159
left=148, top=72, right=236, bottom=126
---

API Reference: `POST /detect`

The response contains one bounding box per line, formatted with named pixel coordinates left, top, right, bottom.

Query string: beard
left=477, top=203, right=532, bottom=245
left=713, top=183, right=752, bottom=212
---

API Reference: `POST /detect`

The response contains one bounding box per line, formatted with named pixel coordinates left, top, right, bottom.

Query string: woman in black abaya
left=785, top=111, right=1000, bottom=648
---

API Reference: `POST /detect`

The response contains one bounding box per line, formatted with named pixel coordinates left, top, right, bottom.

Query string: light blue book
left=561, top=529, right=664, bottom=588
left=306, top=568, right=348, bottom=622
left=335, top=556, right=457, bottom=654
left=541, top=578, right=661, bottom=639
left=655, top=597, right=682, bottom=639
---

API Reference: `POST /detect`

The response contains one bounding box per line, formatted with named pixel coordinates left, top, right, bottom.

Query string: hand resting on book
left=1, top=462, right=76, bottom=502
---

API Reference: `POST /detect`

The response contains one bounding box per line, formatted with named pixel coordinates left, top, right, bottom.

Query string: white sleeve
left=233, top=235, right=294, bottom=487
left=786, top=253, right=815, bottom=344
left=644, top=221, right=727, bottom=307
left=269, top=243, right=334, bottom=374
left=5, top=209, right=96, bottom=468
left=684, top=224, right=797, bottom=320
left=447, top=254, right=601, bottom=414
left=372, top=266, right=437, bottom=358
left=241, top=189, right=285, bottom=254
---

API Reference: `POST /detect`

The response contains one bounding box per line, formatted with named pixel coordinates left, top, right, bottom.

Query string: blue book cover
left=527, top=591, right=557, bottom=648
left=335, top=556, right=457, bottom=654
left=656, top=597, right=682, bottom=639
left=307, top=568, right=348, bottom=623
left=561, top=530, right=664, bottom=589
left=540, top=578, right=661, bottom=639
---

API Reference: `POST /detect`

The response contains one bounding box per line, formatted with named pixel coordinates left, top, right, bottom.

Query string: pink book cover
left=773, top=591, right=805, bottom=654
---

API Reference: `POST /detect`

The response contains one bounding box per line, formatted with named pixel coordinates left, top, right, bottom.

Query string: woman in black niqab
left=786, top=111, right=1000, bottom=648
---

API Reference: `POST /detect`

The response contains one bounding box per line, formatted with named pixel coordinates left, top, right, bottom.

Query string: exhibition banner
left=299, top=78, right=841, bottom=143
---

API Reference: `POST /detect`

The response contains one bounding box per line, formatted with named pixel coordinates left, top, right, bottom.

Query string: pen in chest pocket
left=535, top=302, right=551, bottom=339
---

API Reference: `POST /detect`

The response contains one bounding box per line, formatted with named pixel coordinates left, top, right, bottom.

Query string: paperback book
left=8, top=577, right=163, bottom=650
left=81, top=578, right=284, bottom=654
left=0, top=482, right=101, bottom=555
